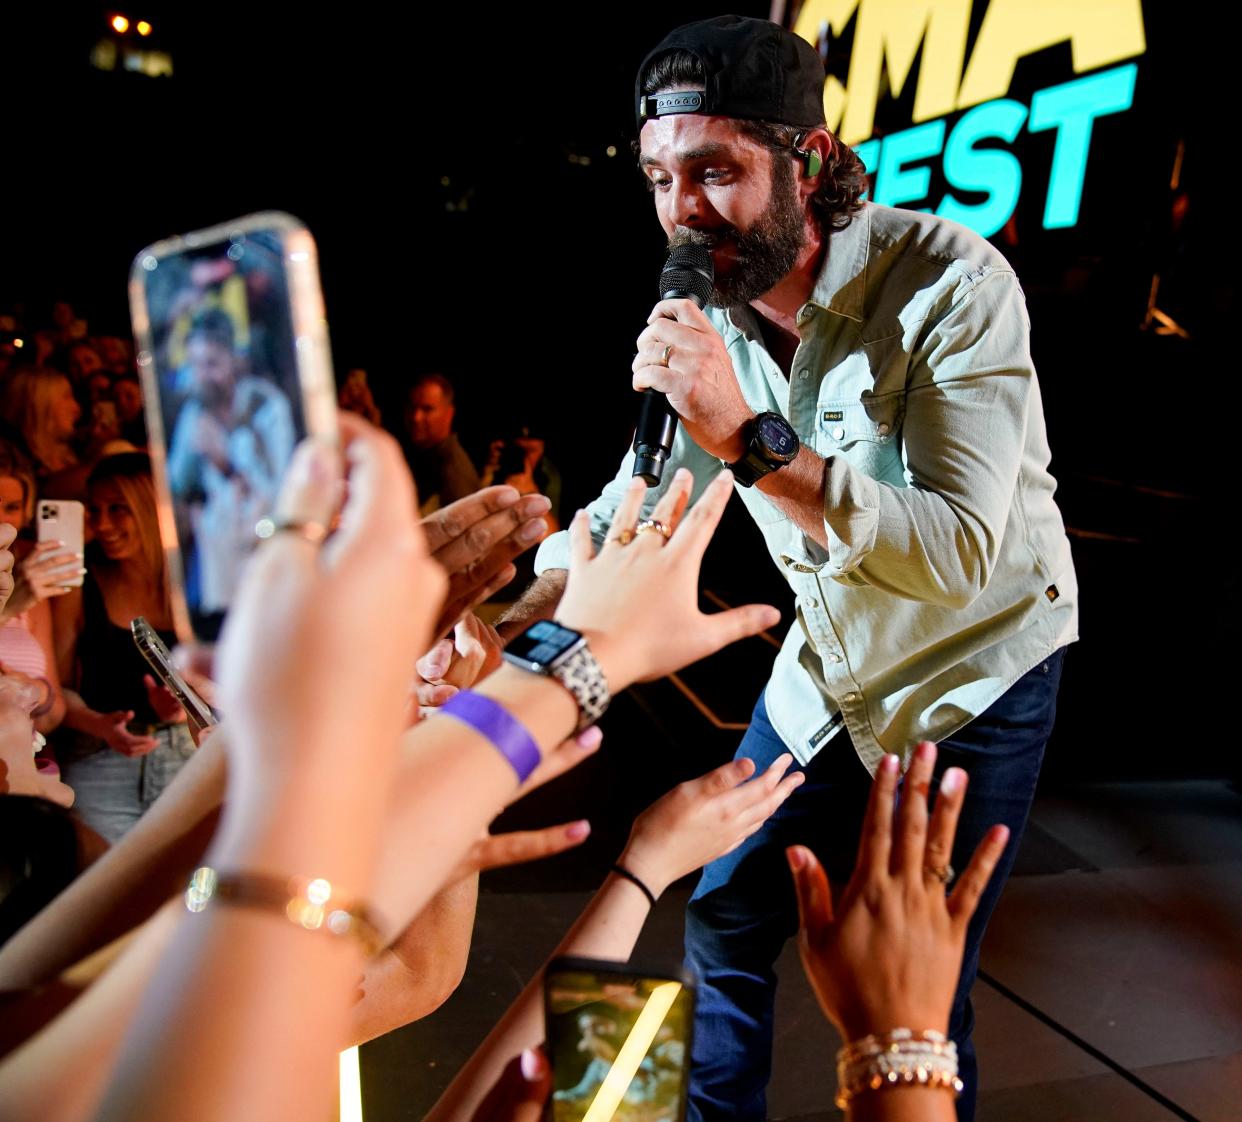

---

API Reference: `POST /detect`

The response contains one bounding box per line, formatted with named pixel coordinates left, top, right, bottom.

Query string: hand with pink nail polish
left=786, top=742, right=1011, bottom=1043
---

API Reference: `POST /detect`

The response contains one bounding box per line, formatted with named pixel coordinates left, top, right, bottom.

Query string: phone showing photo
left=36, top=499, right=85, bottom=588
left=128, top=212, right=338, bottom=644
left=544, top=955, right=695, bottom=1122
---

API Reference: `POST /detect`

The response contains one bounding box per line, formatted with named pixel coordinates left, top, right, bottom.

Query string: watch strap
left=550, top=642, right=610, bottom=731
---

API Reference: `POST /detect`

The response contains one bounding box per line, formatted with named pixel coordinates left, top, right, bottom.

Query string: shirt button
left=877, top=423, right=890, bottom=435
left=806, top=596, right=819, bottom=609
left=798, top=369, right=810, bottom=380
left=832, top=426, right=845, bottom=440
left=827, top=652, right=842, bottom=663
left=843, top=692, right=857, bottom=703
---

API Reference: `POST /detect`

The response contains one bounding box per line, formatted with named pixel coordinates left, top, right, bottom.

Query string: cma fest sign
left=792, top=0, right=1146, bottom=237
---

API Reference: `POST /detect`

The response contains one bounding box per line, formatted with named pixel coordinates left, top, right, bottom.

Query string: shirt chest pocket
left=815, top=393, right=907, bottom=486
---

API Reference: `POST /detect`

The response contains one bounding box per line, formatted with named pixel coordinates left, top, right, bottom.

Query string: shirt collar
left=806, top=202, right=870, bottom=324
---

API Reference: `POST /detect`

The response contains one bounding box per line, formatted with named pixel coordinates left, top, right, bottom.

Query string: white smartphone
left=128, top=211, right=339, bottom=644
left=35, top=499, right=85, bottom=588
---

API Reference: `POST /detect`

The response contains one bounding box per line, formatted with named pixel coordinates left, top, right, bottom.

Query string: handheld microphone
left=632, top=244, right=714, bottom=485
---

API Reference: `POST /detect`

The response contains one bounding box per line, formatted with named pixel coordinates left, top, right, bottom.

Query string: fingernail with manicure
left=786, top=846, right=806, bottom=871
left=881, top=753, right=899, bottom=774
left=565, top=820, right=591, bottom=841
left=940, top=768, right=964, bottom=795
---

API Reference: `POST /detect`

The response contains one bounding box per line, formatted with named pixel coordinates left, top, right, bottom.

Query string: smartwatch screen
left=756, top=413, right=797, bottom=459
left=505, top=620, right=583, bottom=669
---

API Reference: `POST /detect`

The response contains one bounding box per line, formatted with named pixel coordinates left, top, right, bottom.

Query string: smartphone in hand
left=543, top=955, right=695, bottom=1122
left=130, top=616, right=217, bottom=737
left=129, top=212, right=338, bottom=644
left=36, top=499, right=85, bottom=588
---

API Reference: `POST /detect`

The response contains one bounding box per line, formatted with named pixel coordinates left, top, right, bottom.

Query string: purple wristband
left=440, top=690, right=541, bottom=784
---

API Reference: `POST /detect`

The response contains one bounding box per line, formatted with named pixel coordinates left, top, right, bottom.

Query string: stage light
left=12, top=338, right=23, bottom=349
left=137, top=20, right=152, bottom=36
left=111, top=14, right=129, bottom=33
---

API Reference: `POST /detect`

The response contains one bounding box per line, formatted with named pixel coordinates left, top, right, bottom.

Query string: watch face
left=505, top=620, right=583, bottom=669
left=756, top=413, right=799, bottom=461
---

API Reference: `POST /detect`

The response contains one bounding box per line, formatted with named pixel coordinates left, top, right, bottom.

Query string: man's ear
left=794, top=129, right=833, bottom=189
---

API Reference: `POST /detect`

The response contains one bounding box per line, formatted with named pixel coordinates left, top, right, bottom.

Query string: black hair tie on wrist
left=611, top=863, right=657, bottom=909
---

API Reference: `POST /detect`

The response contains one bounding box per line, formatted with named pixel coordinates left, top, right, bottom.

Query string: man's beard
left=668, top=157, right=806, bottom=308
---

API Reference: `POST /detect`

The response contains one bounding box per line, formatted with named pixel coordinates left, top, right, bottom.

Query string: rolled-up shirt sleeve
left=821, top=270, right=1034, bottom=608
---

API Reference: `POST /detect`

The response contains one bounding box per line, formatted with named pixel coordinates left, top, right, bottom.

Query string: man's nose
left=666, top=178, right=706, bottom=229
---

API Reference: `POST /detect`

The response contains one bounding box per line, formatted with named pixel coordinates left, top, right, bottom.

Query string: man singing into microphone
left=492, top=15, right=1077, bottom=1121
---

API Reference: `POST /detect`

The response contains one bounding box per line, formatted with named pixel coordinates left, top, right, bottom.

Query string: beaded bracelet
left=184, top=867, right=384, bottom=957
left=835, top=1028, right=963, bottom=1109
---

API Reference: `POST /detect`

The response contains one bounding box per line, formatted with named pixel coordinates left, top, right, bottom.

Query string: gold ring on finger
left=923, top=862, right=954, bottom=886
left=658, top=343, right=674, bottom=367
left=633, top=518, right=672, bottom=542
left=610, top=527, right=638, bottom=546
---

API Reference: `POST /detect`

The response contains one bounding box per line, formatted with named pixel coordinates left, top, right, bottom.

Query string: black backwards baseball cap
left=635, top=15, right=826, bottom=131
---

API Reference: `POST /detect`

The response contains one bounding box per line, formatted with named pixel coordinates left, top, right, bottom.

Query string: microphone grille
left=660, top=244, right=714, bottom=306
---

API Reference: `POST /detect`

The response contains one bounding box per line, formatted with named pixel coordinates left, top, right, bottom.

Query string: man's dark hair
left=186, top=307, right=236, bottom=351
left=639, top=50, right=868, bottom=232
left=410, top=371, right=455, bottom=404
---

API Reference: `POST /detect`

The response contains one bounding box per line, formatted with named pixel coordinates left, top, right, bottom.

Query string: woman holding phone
left=0, top=440, right=75, bottom=736
left=51, top=452, right=192, bottom=843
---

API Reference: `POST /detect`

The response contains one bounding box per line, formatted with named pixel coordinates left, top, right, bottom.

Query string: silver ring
left=255, top=517, right=328, bottom=545
left=658, top=343, right=674, bottom=367
left=924, top=863, right=954, bottom=886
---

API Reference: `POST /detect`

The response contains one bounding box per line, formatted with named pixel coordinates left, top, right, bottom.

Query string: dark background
left=2, top=2, right=1233, bottom=777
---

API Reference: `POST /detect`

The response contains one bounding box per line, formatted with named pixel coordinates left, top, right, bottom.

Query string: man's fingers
left=421, top=485, right=522, bottom=553
left=646, top=297, right=714, bottom=329
left=948, top=824, right=1010, bottom=927
left=431, top=494, right=550, bottom=574
left=474, top=820, right=591, bottom=873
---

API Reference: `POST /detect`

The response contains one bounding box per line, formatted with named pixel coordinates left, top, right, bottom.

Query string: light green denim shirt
left=536, top=203, right=1078, bottom=772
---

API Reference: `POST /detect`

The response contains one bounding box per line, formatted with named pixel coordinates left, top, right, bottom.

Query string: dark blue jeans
left=684, top=649, right=1065, bottom=1122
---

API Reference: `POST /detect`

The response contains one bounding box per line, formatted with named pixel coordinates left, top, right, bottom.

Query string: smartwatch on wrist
left=501, top=620, right=610, bottom=731
left=726, top=411, right=800, bottom=487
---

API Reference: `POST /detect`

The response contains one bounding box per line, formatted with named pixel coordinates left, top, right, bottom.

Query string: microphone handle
left=631, top=284, right=705, bottom=486
left=633, top=390, right=677, bottom=486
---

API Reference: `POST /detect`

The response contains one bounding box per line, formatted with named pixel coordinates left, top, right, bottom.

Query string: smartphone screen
left=129, top=212, right=337, bottom=643
left=544, top=957, right=695, bottom=1122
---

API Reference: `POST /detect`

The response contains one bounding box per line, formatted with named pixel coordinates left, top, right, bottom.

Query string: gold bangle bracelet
left=184, top=867, right=384, bottom=957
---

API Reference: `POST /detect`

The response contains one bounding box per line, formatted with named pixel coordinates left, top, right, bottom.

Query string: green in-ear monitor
left=796, top=145, right=822, bottom=178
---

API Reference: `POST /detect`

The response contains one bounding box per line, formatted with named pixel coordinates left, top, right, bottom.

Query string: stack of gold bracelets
left=835, top=1028, right=963, bottom=1109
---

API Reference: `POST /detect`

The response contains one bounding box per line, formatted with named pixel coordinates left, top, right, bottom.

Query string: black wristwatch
left=501, top=620, right=610, bottom=731
left=726, top=412, right=800, bottom=487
